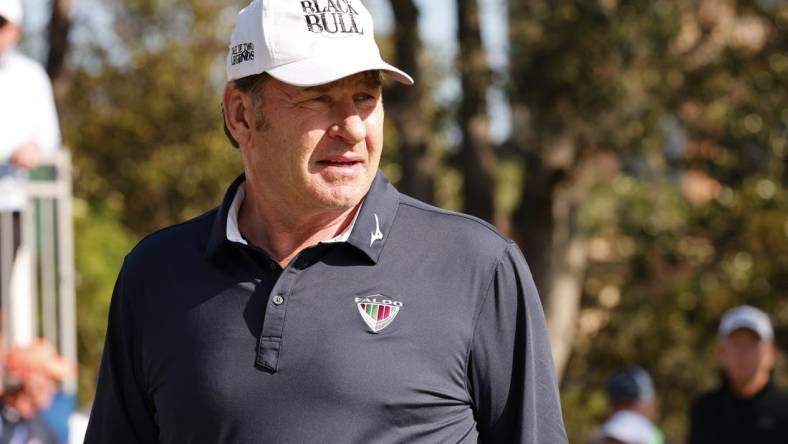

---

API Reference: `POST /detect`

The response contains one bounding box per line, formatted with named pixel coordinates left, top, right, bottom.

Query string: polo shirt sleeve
left=84, top=260, right=158, bottom=443
left=467, top=242, right=568, bottom=443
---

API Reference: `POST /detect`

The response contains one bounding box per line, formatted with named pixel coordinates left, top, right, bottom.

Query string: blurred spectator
left=1, top=339, right=75, bottom=444
left=598, top=410, right=663, bottom=444
left=0, top=0, right=61, bottom=301
left=591, top=367, right=665, bottom=444
left=688, top=305, right=788, bottom=443
left=39, top=391, right=74, bottom=444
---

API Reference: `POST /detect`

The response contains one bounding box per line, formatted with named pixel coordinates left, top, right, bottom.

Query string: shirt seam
left=461, top=240, right=517, bottom=408
left=397, top=200, right=510, bottom=242
left=133, top=208, right=218, bottom=251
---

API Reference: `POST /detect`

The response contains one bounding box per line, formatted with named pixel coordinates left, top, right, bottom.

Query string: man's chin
left=315, top=192, right=364, bottom=211
left=310, top=177, right=372, bottom=208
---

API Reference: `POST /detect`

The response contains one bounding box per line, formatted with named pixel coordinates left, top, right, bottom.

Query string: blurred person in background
left=0, top=0, right=61, bottom=298
left=688, top=305, right=788, bottom=443
left=590, top=367, right=665, bottom=444
left=1, top=339, right=75, bottom=444
left=596, top=410, right=664, bottom=444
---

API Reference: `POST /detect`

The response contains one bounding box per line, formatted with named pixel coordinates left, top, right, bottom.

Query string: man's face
left=0, top=18, right=21, bottom=56
left=241, top=71, right=384, bottom=213
left=719, top=328, right=775, bottom=394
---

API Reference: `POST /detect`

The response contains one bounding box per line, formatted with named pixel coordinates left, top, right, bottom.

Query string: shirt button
left=272, top=295, right=285, bottom=306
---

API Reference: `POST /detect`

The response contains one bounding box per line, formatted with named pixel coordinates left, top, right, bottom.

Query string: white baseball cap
left=226, top=0, right=413, bottom=87
left=718, top=305, right=774, bottom=341
left=0, top=0, right=23, bottom=25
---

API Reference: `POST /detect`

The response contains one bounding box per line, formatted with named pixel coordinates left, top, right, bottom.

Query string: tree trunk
left=511, top=150, right=586, bottom=380
left=457, top=0, right=495, bottom=221
left=387, top=0, right=437, bottom=204
left=46, top=0, right=72, bottom=98
left=506, top=0, right=588, bottom=381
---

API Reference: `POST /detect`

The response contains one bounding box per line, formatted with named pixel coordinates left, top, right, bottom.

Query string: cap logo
left=231, top=42, right=255, bottom=66
left=301, top=0, right=364, bottom=35
left=355, top=295, right=402, bottom=333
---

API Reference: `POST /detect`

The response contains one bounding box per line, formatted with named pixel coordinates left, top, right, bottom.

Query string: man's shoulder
left=394, top=192, right=514, bottom=257
left=3, top=51, right=48, bottom=79
left=764, top=382, right=788, bottom=408
left=691, top=385, right=725, bottom=413
left=124, top=208, right=218, bottom=267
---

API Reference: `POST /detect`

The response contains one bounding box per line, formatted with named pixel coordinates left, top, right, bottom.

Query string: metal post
left=40, top=196, right=58, bottom=346
left=56, top=150, right=77, bottom=394
left=21, top=200, right=39, bottom=340
left=0, top=211, right=13, bottom=342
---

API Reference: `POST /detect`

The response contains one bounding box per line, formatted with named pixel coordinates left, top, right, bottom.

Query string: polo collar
left=206, top=171, right=400, bottom=264
left=345, top=171, right=400, bottom=263
left=206, top=174, right=246, bottom=259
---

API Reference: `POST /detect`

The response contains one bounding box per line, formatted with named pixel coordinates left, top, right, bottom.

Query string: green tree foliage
left=72, top=203, right=135, bottom=403
left=61, top=0, right=245, bottom=402
left=506, top=0, right=788, bottom=440
left=63, top=0, right=242, bottom=235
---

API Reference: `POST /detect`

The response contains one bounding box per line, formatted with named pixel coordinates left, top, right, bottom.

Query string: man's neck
left=238, top=183, right=360, bottom=268
left=728, top=372, right=771, bottom=399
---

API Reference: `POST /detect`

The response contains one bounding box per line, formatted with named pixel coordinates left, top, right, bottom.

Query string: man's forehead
left=302, top=71, right=382, bottom=92
left=724, top=327, right=764, bottom=342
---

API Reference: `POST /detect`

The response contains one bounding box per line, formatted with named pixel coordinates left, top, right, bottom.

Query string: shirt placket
left=255, top=248, right=319, bottom=373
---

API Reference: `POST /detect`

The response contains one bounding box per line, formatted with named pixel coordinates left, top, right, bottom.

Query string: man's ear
left=763, top=341, right=776, bottom=369
left=223, top=83, right=254, bottom=149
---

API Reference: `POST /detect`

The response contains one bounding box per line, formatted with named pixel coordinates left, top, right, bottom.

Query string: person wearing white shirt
left=0, top=0, right=61, bottom=287
left=0, top=0, right=61, bottom=207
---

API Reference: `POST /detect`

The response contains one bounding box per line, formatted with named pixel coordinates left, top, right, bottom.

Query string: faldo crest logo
left=231, top=42, right=255, bottom=66
left=355, top=294, right=402, bottom=333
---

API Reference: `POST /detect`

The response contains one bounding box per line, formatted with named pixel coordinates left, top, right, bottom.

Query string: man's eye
left=310, top=95, right=331, bottom=103
left=355, top=93, right=376, bottom=102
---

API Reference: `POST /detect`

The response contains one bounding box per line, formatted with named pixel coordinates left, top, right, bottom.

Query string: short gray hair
left=223, top=72, right=270, bottom=149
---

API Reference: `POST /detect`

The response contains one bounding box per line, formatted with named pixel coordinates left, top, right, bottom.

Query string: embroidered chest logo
left=300, top=0, right=365, bottom=35
left=355, top=295, right=402, bottom=333
left=370, top=213, right=383, bottom=246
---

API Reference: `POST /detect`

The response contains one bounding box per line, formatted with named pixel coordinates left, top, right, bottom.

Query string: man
left=0, top=0, right=61, bottom=308
left=85, top=1, right=567, bottom=442
left=590, top=367, right=665, bottom=444
left=688, top=305, right=788, bottom=443
left=1, top=339, right=75, bottom=444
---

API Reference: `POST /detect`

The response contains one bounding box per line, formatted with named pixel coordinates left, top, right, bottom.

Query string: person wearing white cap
left=85, top=1, right=567, bottom=443
left=688, top=305, right=788, bottom=443
left=0, top=0, right=61, bottom=200
left=0, top=0, right=62, bottom=310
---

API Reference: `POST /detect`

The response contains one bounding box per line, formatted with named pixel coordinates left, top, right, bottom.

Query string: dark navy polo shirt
left=85, top=172, right=567, bottom=443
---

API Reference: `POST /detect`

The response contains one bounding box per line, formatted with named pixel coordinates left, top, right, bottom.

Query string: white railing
left=0, top=149, right=76, bottom=394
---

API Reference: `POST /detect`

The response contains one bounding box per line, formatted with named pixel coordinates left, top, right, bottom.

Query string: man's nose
left=329, top=98, right=366, bottom=144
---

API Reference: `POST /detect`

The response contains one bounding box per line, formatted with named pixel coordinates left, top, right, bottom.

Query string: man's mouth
left=318, top=158, right=363, bottom=167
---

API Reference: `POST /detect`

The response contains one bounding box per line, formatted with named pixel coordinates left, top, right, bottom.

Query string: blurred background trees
left=24, top=0, right=788, bottom=441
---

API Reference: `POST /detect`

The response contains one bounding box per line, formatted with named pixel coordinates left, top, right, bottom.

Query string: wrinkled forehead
left=302, top=70, right=382, bottom=92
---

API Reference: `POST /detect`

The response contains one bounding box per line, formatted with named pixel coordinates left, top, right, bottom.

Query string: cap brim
left=266, top=55, right=413, bottom=87
left=720, top=320, right=770, bottom=340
